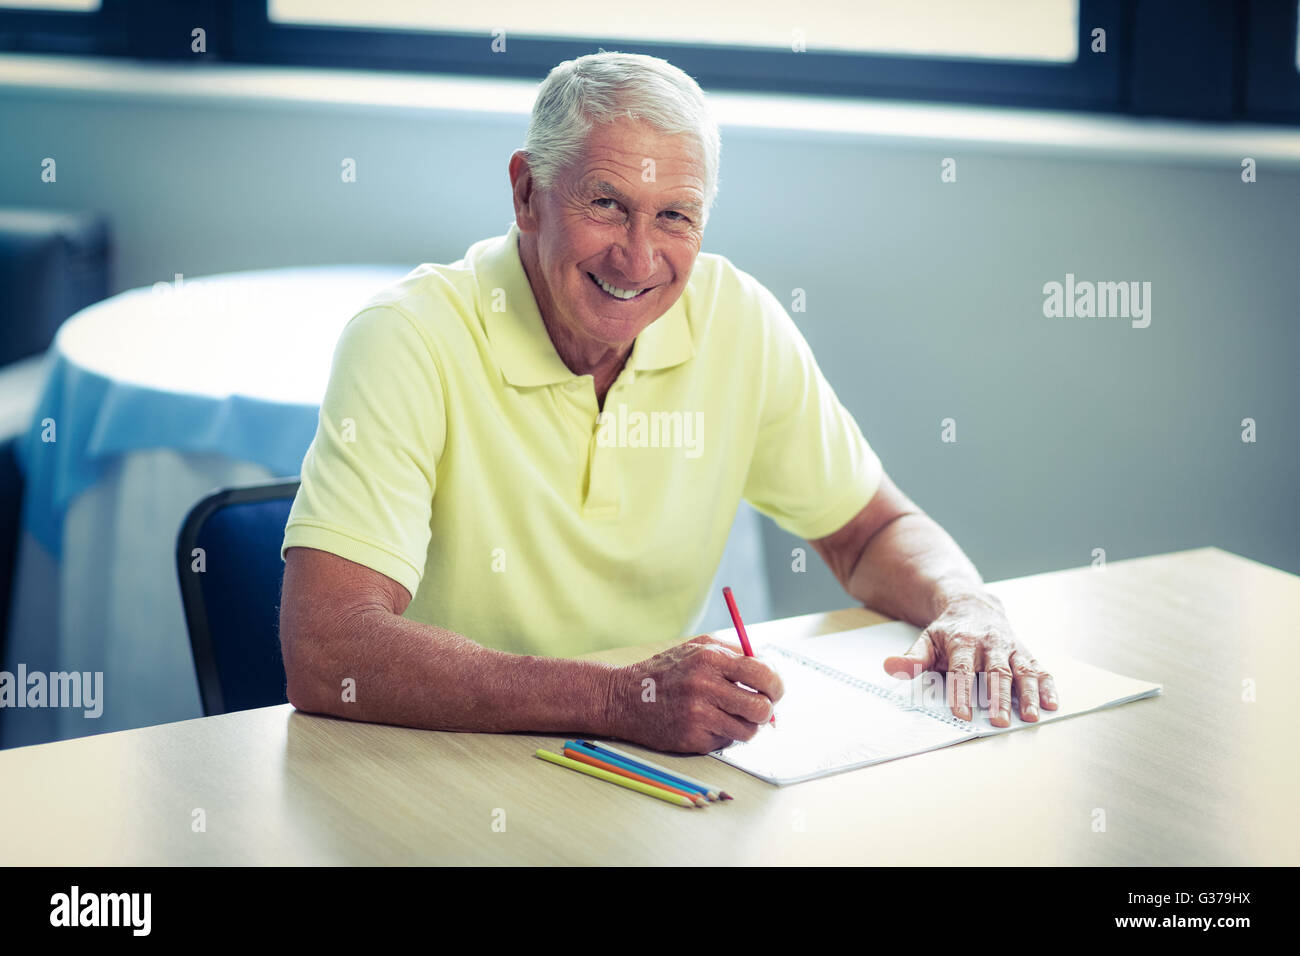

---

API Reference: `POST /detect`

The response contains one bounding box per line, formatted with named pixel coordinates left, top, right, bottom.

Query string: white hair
left=522, top=51, right=721, bottom=224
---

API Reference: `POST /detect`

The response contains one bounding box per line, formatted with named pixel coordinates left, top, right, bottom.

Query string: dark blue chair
left=176, top=479, right=300, bottom=716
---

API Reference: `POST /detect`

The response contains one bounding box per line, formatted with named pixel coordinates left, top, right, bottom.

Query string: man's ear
left=509, top=150, right=539, bottom=233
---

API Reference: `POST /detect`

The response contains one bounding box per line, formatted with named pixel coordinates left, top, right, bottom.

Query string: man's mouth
left=587, top=272, right=650, bottom=301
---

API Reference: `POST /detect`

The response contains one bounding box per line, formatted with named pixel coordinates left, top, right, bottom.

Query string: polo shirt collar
left=479, top=222, right=694, bottom=388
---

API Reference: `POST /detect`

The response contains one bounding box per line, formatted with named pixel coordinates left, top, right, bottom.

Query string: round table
left=2, top=266, right=410, bottom=748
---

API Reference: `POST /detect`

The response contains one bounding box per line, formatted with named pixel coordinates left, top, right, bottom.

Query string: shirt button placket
left=584, top=380, right=623, bottom=519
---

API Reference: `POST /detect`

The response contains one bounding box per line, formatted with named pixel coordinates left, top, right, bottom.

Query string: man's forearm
left=284, top=608, right=618, bottom=735
left=845, top=512, right=1001, bottom=627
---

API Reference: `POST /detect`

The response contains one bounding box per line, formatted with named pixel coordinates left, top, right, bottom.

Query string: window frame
left=2, top=0, right=1298, bottom=124
left=227, top=0, right=1125, bottom=112
left=0, top=0, right=124, bottom=55
left=1243, top=0, right=1300, bottom=122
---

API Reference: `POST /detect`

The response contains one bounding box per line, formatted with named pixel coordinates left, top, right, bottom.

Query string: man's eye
left=593, top=198, right=619, bottom=209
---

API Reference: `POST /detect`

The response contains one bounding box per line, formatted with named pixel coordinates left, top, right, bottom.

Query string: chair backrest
left=176, top=479, right=300, bottom=716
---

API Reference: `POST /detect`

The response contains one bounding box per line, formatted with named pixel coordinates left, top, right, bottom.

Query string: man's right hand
left=605, top=635, right=785, bottom=754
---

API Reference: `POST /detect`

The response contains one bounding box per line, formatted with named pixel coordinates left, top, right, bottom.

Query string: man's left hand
left=882, top=594, right=1059, bottom=727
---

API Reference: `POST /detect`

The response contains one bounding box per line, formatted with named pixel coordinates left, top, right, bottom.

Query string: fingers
left=1017, top=673, right=1040, bottom=722
left=1039, top=672, right=1060, bottom=711
left=710, top=649, right=784, bottom=705
left=945, top=643, right=977, bottom=721
left=1010, top=650, right=1040, bottom=722
left=883, top=631, right=938, bottom=680
left=711, top=709, right=762, bottom=745
left=684, top=687, right=761, bottom=752
left=664, top=641, right=778, bottom=752
left=985, top=645, right=1014, bottom=727
left=709, top=677, right=775, bottom=726
left=1010, top=649, right=1058, bottom=719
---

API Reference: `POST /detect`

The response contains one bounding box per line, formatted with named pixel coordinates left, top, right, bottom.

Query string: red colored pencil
left=722, top=586, right=776, bottom=726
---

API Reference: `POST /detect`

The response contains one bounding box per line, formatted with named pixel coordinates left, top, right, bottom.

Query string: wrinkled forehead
left=571, top=116, right=707, bottom=183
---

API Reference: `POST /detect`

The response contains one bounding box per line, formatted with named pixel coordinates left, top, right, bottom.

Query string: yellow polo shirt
left=282, top=223, right=882, bottom=657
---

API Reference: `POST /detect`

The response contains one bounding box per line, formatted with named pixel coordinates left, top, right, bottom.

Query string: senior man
left=280, top=52, right=1058, bottom=754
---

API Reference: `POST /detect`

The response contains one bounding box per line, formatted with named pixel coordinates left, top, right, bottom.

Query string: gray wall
left=2, top=59, right=1297, bottom=622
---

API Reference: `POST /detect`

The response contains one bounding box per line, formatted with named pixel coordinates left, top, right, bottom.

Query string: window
left=2, top=0, right=1298, bottom=123
left=268, top=0, right=1078, bottom=64
left=0, top=0, right=114, bottom=55
left=236, top=0, right=1119, bottom=112
left=0, top=1, right=99, bottom=9
left=1244, top=0, right=1300, bottom=122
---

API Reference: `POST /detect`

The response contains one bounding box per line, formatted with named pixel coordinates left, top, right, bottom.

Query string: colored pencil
left=562, top=747, right=706, bottom=804
left=723, top=586, right=777, bottom=727
left=565, top=740, right=710, bottom=799
left=534, top=749, right=698, bottom=807
left=577, top=739, right=726, bottom=801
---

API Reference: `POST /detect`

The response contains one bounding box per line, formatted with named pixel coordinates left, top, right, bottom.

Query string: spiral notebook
left=711, top=620, right=1162, bottom=785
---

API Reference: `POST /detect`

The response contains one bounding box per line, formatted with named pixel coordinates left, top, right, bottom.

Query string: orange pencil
left=562, top=748, right=706, bottom=805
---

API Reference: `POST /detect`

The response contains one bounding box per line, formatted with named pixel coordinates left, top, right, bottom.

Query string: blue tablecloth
left=14, top=266, right=411, bottom=557
left=1, top=265, right=410, bottom=748
left=15, top=359, right=323, bottom=557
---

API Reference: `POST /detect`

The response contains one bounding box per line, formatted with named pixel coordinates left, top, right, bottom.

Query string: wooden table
left=1, top=547, right=1295, bottom=865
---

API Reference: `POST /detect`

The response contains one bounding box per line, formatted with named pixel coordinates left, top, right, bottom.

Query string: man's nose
left=614, top=217, right=655, bottom=283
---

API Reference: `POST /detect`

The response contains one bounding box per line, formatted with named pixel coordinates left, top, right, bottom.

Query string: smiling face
left=511, top=116, right=707, bottom=370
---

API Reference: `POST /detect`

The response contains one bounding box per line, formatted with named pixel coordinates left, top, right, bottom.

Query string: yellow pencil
left=535, top=749, right=699, bottom=808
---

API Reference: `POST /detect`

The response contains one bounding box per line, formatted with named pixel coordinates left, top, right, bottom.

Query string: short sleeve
left=281, top=305, right=446, bottom=599
left=741, top=282, right=883, bottom=540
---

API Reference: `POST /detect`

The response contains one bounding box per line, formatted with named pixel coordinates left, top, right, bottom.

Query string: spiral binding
left=766, top=644, right=978, bottom=733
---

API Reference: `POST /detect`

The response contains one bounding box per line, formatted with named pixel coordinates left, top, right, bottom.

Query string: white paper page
left=710, top=641, right=976, bottom=785
left=713, top=620, right=1163, bottom=785
left=766, top=622, right=1162, bottom=734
